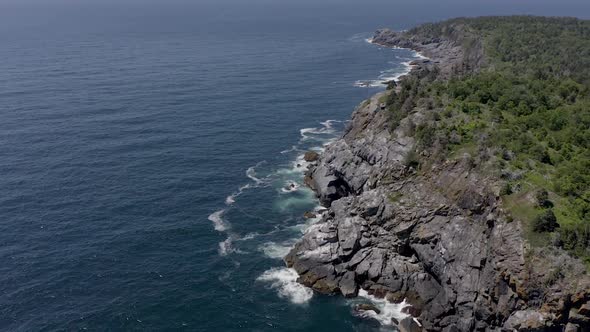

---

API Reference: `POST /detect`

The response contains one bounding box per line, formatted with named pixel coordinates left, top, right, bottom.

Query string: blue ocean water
left=1, top=1, right=589, bottom=331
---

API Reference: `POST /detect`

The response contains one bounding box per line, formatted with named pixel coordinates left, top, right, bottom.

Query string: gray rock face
left=286, top=27, right=590, bottom=332
left=503, top=310, right=550, bottom=331
left=371, top=27, right=485, bottom=79
left=286, top=91, right=519, bottom=330
left=399, top=317, right=423, bottom=332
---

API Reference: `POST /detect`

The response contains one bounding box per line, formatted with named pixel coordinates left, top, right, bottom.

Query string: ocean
left=1, top=1, right=589, bottom=331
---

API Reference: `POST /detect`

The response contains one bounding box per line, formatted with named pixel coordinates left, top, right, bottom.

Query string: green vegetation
left=387, top=16, right=590, bottom=263
left=533, top=209, right=559, bottom=232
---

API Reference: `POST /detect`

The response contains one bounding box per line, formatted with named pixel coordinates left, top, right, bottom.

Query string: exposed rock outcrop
left=285, top=27, right=590, bottom=331
left=371, top=26, right=485, bottom=77
left=304, top=151, right=320, bottom=162
left=354, top=303, right=381, bottom=315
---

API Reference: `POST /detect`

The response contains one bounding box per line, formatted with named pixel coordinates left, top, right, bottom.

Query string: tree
left=535, top=189, right=552, bottom=208
left=533, top=209, right=559, bottom=232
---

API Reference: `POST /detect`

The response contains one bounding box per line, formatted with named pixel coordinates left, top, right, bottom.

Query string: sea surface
left=1, top=1, right=589, bottom=331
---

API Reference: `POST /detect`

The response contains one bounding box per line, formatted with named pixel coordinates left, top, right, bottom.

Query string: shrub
left=415, top=123, right=436, bottom=149
left=535, top=189, right=552, bottom=208
left=532, top=209, right=559, bottom=233
left=500, top=182, right=512, bottom=196
left=404, top=150, right=421, bottom=170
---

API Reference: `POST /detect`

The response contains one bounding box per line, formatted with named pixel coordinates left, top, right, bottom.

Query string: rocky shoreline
left=284, top=27, right=590, bottom=331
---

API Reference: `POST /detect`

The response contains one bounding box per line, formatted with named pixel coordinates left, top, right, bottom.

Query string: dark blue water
left=1, top=1, right=589, bottom=331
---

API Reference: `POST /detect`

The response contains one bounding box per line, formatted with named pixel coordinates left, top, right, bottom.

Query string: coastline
left=282, top=24, right=586, bottom=332
left=355, top=38, right=429, bottom=88
left=284, top=30, right=447, bottom=330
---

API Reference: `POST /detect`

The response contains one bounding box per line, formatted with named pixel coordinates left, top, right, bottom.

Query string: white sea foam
left=225, top=184, right=251, bottom=205
left=218, top=237, right=234, bottom=256
left=208, top=210, right=229, bottom=232
left=257, top=268, right=313, bottom=304
left=289, top=205, right=325, bottom=233
left=355, top=61, right=414, bottom=88
left=299, top=128, right=323, bottom=141
left=280, top=181, right=300, bottom=193
left=354, top=45, right=429, bottom=88
left=225, top=195, right=236, bottom=205
left=275, top=188, right=316, bottom=212
left=319, top=119, right=340, bottom=129
left=322, top=137, right=338, bottom=147
left=246, top=166, right=264, bottom=185
left=240, top=232, right=260, bottom=240
left=355, top=289, right=412, bottom=326
left=349, top=32, right=373, bottom=43
left=219, top=236, right=247, bottom=256
left=259, top=241, right=294, bottom=259
left=299, top=120, right=341, bottom=142
left=280, top=145, right=300, bottom=154
left=275, top=150, right=319, bottom=177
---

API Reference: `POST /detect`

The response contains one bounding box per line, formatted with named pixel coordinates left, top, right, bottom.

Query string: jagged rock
left=284, top=24, right=590, bottom=332
left=337, top=217, right=362, bottom=258
left=304, top=151, right=320, bottom=162
left=312, top=277, right=339, bottom=294
left=402, top=304, right=422, bottom=318
left=578, top=301, right=590, bottom=316
left=569, top=310, right=590, bottom=325
left=303, top=211, right=317, bottom=219
left=565, top=323, right=580, bottom=332
left=340, top=271, right=358, bottom=297
left=354, top=303, right=381, bottom=314
left=503, top=310, right=546, bottom=331
left=398, top=317, right=423, bottom=332
left=306, top=163, right=351, bottom=206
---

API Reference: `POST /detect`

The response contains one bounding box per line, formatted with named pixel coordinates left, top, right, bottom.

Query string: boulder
left=398, top=317, right=422, bottom=332
left=503, top=310, right=546, bottom=331
left=303, top=211, right=317, bottom=219
left=564, top=323, right=580, bottom=332
left=578, top=301, right=590, bottom=316
left=304, top=151, right=320, bottom=162
left=339, top=271, right=358, bottom=297
left=569, top=310, right=590, bottom=325
left=312, top=278, right=339, bottom=294
left=354, top=303, right=381, bottom=314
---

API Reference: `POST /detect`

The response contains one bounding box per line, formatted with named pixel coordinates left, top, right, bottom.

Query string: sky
left=0, top=0, right=588, bottom=29
left=0, top=0, right=589, bottom=5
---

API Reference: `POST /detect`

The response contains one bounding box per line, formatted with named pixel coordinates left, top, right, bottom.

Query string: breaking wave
left=299, top=119, right=342, bottom=142
left=257, top=268, right=313, bottom=304
left=354, top=40, right=428, bottom=88
left=259, top=241, right=295, bottom=259
left=354, top=289, right=413, bottom=327
left=246, top=163, right=266, bottom=185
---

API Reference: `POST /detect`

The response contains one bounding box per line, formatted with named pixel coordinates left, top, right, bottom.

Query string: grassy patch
left=503, top=189, right=551, bottom=247
left=388, top=192, right=403, bottom=203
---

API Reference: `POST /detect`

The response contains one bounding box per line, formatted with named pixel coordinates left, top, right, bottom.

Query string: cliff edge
left=285, top=18, right=590, bottom=332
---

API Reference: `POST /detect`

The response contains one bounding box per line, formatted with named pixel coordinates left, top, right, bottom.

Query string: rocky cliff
left=285, top=25, right=590, bottom=332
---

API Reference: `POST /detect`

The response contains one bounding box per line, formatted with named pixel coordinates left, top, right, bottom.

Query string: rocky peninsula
left=285, top=18, right=590, bottom=332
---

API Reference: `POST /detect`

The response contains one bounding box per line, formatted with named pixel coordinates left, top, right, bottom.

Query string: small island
left=286, top=16, right=590, bottom=331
